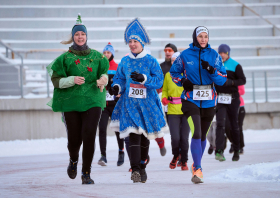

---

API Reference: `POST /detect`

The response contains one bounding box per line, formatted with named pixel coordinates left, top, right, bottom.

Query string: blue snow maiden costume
left=110, top=18, right=168, bottom=140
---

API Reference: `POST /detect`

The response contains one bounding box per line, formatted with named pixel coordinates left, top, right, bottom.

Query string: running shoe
left=191, top=168, right=203, bottom=184
left=160, top=146, right=167, bottom=156
left=181, top=161, right=189, bottom=171
left=67, top=159, right=78, bottom=179
left=117, top=151, right=125, bottom=166
left=98, top=155, right=107, bottom=166
left=81, top=172, right=94, bottom=184
left=140, top=169, right=147, bottom=183
left=232, top=150, right=240, bottom=161
left=215, top=150, right=226, bottom=162
left=190, top=163, right=195, bottom=175
left=208, top=145, right=214, bottom=155
left=131, top=171, right=141, bottom=183
left=169, top=156, right=179, bottom=169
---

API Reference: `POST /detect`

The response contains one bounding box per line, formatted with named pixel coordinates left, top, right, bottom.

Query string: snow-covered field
left=0, top=129, right=279, bottom=198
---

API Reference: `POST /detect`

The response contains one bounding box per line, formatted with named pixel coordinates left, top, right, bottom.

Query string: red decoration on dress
left=68, top=50, right=71, bottom=52
left=75, top=59, right=80, bottom=65
left=87, top=67, right=92, bottom=72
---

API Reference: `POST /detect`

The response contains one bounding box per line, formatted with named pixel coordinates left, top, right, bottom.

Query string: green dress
left=47, top=48, right=109, bottom=112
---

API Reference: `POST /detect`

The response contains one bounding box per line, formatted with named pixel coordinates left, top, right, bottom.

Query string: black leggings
left=129, top=133, right=150, bottom=172
left=168, top=114, right=190, bottom=162
left=99, top=105, right=124, bottom=157
left=62, top=107, right=102, bottom=173
left=216, top=96, right=240, bottom=151
left=239, top=106, right=246, bottom=148
left=181, top=100, right=215, bottom=141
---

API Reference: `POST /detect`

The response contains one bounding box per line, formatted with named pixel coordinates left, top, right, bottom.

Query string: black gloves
left=130, top=71, right=145, bottom=83
left=201, top=59, right=215, bottom=74
left=181, top=78, right=194, bottom=91
left=108, top=85, right=119, bottom=96
left=225, top=79, right=234, bottom=86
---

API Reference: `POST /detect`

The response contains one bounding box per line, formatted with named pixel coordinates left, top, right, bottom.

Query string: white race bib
left=218, top=93, right=232, bottom=104
left=106, top=91, right=114, bottom=101
left=128, top=83, right=147, bottom=99
left=193, top=85, right=212, bottom=100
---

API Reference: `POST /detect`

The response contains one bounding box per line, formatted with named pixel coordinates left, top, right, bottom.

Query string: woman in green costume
left=47, top=14, right=109, bottom=184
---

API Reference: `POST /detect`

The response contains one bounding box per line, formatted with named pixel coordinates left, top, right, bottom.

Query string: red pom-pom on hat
left=108, top=42, right=111, bottom=45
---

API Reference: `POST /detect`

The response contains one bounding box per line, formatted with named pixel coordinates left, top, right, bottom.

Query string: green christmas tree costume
left=47, top=48, right=109, bottom=112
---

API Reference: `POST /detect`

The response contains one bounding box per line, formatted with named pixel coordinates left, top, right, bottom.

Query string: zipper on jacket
left=198, top=48, right=202, bottom=108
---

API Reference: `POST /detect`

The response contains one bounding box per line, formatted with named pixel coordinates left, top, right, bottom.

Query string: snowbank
left=210, top=161, right=280, bottom=183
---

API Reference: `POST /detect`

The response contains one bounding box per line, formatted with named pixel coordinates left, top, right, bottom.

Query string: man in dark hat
left=155, top=43, right=178, bottom=157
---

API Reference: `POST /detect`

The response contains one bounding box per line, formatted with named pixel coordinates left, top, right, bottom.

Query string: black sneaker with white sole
left=98, top=155, right=107, bottom=166
left=67, top=159, right=78, bottom=179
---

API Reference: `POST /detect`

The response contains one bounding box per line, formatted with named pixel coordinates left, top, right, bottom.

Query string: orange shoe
left=181, top=162, right=189, bottom=171
left=191, top=168, right=203, bottom=184
left=169, top=156, right=179, bottom=169
left=190, top=163, right=195, bottom=176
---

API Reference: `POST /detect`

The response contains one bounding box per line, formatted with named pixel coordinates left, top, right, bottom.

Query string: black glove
left=108, top=85, right=119, bottom=96
left=225, top=79, right=234, bottom=86
left=130, top=71, right=145, bottom=83
left=181, top=78, right=194, bottom=91
left=201, top=59, right=215, bottom=74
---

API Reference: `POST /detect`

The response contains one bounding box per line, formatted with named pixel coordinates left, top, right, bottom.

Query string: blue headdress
left=124, top=18, right=151, bottom=47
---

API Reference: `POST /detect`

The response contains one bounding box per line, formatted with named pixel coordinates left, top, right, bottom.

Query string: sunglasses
left=164, top=49, right=174, bottom=53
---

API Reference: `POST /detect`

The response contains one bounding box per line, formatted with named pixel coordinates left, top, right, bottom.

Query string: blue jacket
left=170, top=43, right=227, bottom=108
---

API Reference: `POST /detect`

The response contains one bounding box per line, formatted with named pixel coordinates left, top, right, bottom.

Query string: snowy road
left=0, top=130, right=280, bottom=198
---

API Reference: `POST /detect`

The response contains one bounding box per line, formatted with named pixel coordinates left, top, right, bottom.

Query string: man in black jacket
left=154, top=43, right=178, bottom=157
left=215, top=44, right=246, bottom=162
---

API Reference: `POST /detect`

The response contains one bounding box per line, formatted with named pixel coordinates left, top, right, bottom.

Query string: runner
left=109, top=18, right=167, bottom=183
left=215, top=44, right=246, bottom=162
left=162, top=52, right=191, bottom=171
left=170, top=26, right=227, bottom=183
left=97, top=42, right=125, bottom=167
left=47, top=14, right=109, bottom=184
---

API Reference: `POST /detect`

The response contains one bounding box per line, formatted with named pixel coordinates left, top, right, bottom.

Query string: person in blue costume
left=170, top=26, right=228, bottom=184
left=109, top=18, right=167, bottom=183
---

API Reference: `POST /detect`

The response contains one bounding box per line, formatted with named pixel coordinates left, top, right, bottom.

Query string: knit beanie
left=218, top=44, right=231, bottom=56
left=165, top=43, right=177, bottom=52
left=103, top=42, right=115, bottom=57
left=72, top=13, right=87, bottom=37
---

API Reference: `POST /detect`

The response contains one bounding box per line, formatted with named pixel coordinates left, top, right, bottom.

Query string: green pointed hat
left=72, top=13, right=87, bottom=37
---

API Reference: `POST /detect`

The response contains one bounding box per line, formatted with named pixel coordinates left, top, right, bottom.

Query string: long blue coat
left=110, top=50, right=168, bottom=140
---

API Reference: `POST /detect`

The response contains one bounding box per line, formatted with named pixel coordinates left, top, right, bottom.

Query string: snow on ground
left=0, top=129, right=280, bottom=197
left=1, top=129, right=279, bottom=158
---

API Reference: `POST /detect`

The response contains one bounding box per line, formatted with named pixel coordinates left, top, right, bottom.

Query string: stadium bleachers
left=0, top=0, right=279, bottom=102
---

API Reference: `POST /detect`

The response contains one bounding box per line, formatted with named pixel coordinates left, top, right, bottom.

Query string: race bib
left=193, top=85, right=212, bottom=100
left=128, top=83, right=147, bottom=99
left=218, top=93, right=232, bottom=104
left=106, top=91, right=114, bottom=101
